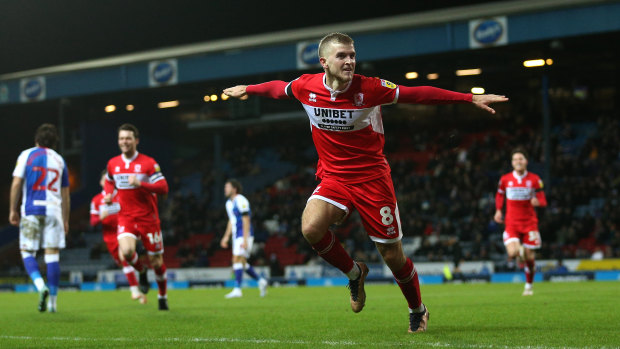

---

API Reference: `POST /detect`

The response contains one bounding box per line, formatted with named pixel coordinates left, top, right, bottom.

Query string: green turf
left=1, top=281, right=619, bottom=348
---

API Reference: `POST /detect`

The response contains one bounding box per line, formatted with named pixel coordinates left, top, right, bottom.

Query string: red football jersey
left=105, top=152, right=166, bottom=224
left=496, top=171, right=547, bottom=225
left=90, top=190, right=120, bottom=235
left=287, top=73, right=398, bottom=183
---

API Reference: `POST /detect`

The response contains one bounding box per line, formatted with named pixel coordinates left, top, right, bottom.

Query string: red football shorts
left=117, top=217, right=164, bottom=255
left=308, top=174, right=403, bottom=243
left=503, top=222, right=541, bottom=249
left=103, top=230, right=121, bottom=264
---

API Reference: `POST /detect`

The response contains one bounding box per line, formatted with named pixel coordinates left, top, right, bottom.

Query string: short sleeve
left=61, top=161, right=70, bottom=187
left=12, top=151, right=28, bottom=178
left=236, top=196, right=251, bottom=214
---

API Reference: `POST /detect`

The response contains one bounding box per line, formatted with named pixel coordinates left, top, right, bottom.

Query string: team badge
left=309, top=93, right=317, bottom=102
left=508, top=181, right=513, bottom=187
left=135, top=164, right=141, bottom=172
left=381, top=79, right=397, bottom=89
left=526, top=180, right=532, bottom=187
left=115, top=166, right=120, bottom=172
left=353, top=93, right=364, bottom=106
left=154, top=163, right=161, bottom=172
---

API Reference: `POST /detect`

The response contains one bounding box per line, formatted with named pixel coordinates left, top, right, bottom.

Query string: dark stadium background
left=0, top=0, right=618, bottom=275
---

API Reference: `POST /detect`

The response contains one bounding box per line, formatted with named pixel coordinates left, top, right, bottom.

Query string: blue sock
left=245, top=264, right=260, bottom=280
left=46, top=261, right=60, bottom=296
left=22, top=253, right=45, bottom=291
left=233, top=262, right=243, bottom=288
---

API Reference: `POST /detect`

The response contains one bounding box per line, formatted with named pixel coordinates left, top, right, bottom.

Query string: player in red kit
left=224, top=32, right=508, bottom=333
left=494, top=149, right=547, bottom=296
left=104, top=123, right=170, bottom=310
left=90, top=170, right=145, bottom=303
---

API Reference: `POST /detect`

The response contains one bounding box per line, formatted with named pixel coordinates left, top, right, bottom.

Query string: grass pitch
left=1, top=281, right=619, bottom=348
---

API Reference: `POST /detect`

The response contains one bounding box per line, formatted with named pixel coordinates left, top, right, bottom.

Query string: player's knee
left=301, top=222, right=323, bottom=242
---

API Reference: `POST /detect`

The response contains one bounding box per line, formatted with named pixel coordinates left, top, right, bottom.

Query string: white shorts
left=232, top=236, right=254, bottom=258
left=19, top=214, right=66, bottom=251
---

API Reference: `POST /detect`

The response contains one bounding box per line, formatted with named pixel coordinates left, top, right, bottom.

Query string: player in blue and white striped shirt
left=9, top=124, right=70, bottom=313
left=220, top=179, right=267, bottom=298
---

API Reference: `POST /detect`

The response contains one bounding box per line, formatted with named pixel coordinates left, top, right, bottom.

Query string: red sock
left=121, top=260, right=138, bottom=287
left=154, top=264, right=167, bottom=297
left=128, top=252, right=145, bottom=273
left=311, top=230, right=355, bottom=274
left=525, top=259, right=535, bottom=284
left=393, top=258, right=422, bottom=310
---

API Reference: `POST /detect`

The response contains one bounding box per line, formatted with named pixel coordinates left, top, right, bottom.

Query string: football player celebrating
left=494, top=148, right=547, bottom=296
left=104, top=124, right=170, bottom=310
left=224, top=32, right=508, bottom=333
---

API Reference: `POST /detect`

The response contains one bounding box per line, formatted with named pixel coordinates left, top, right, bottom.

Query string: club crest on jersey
left=134, top=164, right=141, bottom=172
left=309, top=93, right=317, bottom=102
left=508, top=181, right=513, bottom=187
left=353, top=93, right=364, bottom=106
left=381, top=79, right=397, bottom=89
left=526, top=180, right=532, bottom=187
left=115, top=166, right=120, bottom=172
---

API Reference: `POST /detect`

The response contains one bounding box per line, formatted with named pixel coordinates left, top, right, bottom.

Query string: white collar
left=512, top=170, right=528, bottom=183
left=122, top=151, right=139, bottom=163
left=322, top=73, right=352, bottom=101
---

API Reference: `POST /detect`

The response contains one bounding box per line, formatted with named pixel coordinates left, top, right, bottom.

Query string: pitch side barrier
left=4, top=259, right=620, bottom=292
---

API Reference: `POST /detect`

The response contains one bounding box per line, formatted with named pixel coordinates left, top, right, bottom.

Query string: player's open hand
left=9, top=210, right=19, bottom=226
left=223, top=85, right=248, bottom=99
left=494, top=210, right=504, bottom=224
left=530, top=197, right=540, bottom=207
left=472, top=94, right=509, bottom=114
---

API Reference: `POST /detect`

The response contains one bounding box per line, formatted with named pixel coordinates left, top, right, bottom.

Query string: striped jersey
left=12, top=147, right=69, bottom=216
left=225, top=194, right=254, bottom=238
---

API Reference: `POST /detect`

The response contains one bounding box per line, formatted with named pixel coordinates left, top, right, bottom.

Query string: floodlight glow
left=126, top=104, right=134, bottom=111
left=204, top=95, right=211, bottom=102
left=158, top=100, right=179, bottom=108
left=210, top=94, right=218, bottom=102
left=546, top=58, right=554, bottom=65
left=427, top=73, right=439, bottom=80
left=456, top=68, right=482, bottom=76
left=105, top=105, right=116, bottom=113
left=523, top=59, right=545, bottom=67
left=471, top=87, right=485, bottom=94
left=405, top=72, right=418, bottom=79
left=221, top=93, right=230, bottom=100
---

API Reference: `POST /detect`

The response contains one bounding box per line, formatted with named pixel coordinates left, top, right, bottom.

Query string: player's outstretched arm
left=224, top=81, right=290, bottom=100
left=223, top=85, right=248, bottom=99
left=472, top=94, right=509, bottom=114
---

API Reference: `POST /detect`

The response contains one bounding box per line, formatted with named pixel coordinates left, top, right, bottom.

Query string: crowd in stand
left=151, top=111, right=619, bottom=269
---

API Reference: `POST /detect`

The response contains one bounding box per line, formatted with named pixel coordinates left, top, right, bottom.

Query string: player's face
left=321, top=42, right=356, bottom=83
left=118, top=130, right=138, bottom=155
left=224, top=182, right=234, bottom=198
left=511, top=153, right=528, bottom=172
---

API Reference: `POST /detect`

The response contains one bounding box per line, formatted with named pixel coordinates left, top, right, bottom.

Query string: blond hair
left=318, top=32, right=354, bottom=58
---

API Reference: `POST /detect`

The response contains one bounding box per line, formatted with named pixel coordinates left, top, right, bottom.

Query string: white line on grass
left=1, top=335, right=618, bottom=349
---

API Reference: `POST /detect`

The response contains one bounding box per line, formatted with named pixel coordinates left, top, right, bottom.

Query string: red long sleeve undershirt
left=246, top=81, right=289, bottom=99
left=140, top=180, right=169, bottom=195
left=245, top=80, right=473, bottom=104
left=495, top=192, right=505, bottom=211
left=90, top=213, right=101, bottom=227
